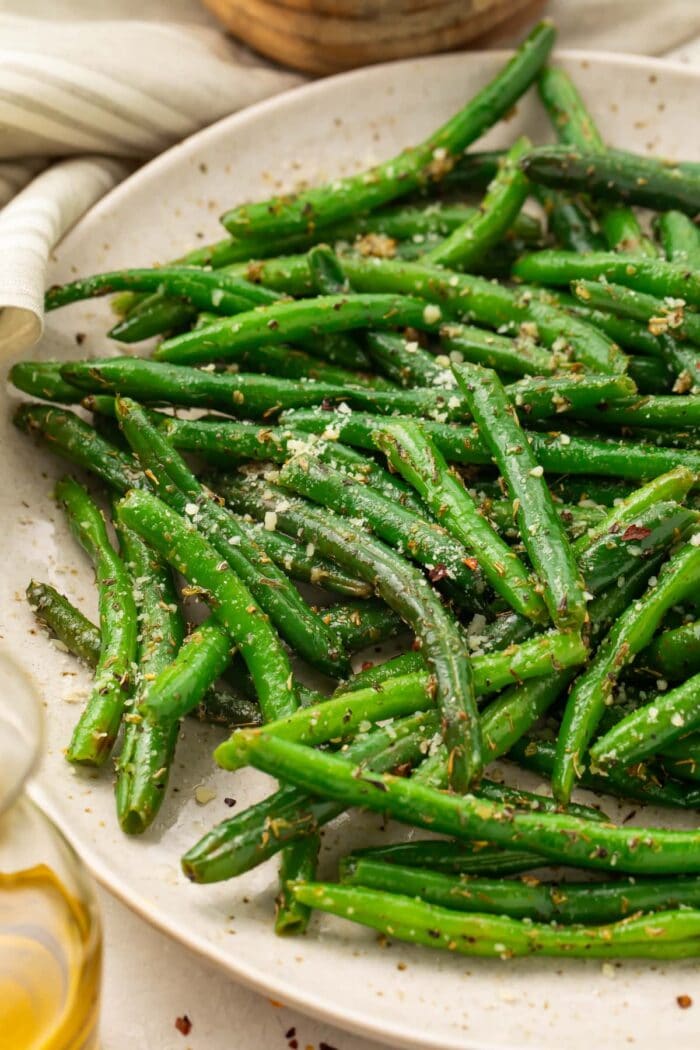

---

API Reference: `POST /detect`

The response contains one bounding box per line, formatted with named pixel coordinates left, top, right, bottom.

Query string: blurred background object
left=199, top=0, right=545, bottom=75
left=0, top=650, right=102, bottom=1050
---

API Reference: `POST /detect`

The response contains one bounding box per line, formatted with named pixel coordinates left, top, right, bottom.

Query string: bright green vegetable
left=553, top=539, right=700, bottom=802
left=454, top=361, right=587, bottom=629
left=116, top=489, right=297, bottom=722
left=342, top=858, right=700, bottom=924
left=113, top=522, right=184, bottom=834
left=373, top=419, right=548, bottom=622
left=520, top=145, right=700, bottom=218
left=424, top=137, right=531, bottom=268
left=55, top=478, right=138, bottom=766
left=220, top=22, right=555, bottom=239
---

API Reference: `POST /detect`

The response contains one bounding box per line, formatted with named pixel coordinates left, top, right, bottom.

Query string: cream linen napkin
left=1, top=0, right=700, bottom=357
left=0, top=10, right=301, bottom=355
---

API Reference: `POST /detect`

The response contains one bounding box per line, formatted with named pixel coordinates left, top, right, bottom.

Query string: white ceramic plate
left=4, top=48, right=700, bottom=1050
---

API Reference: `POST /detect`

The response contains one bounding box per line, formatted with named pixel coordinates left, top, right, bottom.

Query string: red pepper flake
left=463, top=556, right=479, bottom=571
left=224, top=797, right=236, bottom=807
left=427, top=563, right=449, bottom=582
left=75, top=332, right=86, bottom=345
left=622, top=524, right=652, bottom=542
left=285, top=1029, right=296, bottom=1040
left=361, top=660, right=374, bottom=671
left=175, top=1015, right=192, bottom=1035
left=677, top=995, right=693, bottom=1009
left=289, top=1041, right=299, bottom=1049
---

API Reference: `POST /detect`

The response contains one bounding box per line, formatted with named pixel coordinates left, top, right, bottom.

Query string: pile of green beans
left=13, top=19, right=700, bottom=959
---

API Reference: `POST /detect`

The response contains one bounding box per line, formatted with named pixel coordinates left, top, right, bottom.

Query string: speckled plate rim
left=25, top=47, right=700, bottom=1050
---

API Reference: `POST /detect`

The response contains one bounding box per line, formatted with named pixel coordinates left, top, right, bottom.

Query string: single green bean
left=656, top=210, right=700, bottom=266
left=26, top=580, right=100, bottom=666
left=212, top=476, right=482, bottom=788
left=10, top=361, right=84, bottom=403
left=283, top=407, right=700, bottom=480
left=342, top=841, right=540, bottom=877
left=342, top=858, right=700, bottom=924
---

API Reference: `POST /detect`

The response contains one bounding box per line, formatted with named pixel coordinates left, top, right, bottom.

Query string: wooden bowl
left=202, top=0, right=545, bottom=75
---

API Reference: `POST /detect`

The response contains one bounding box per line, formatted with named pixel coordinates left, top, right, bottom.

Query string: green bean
left=571, top=278, right=700, bottom=366
left=373, top=420, right=548, bottom=622
left=424, top=137, right=531, bottom=268
left=538, top=189, right=605, bottom=252
left=577, top=394, right=700, bottom=430
left=656, top=210, right=700, bottom=266
left=26, top=580, right=100, bottom=666
left=216, top=627, right=587, bottom=772
left=245, top=522, right=372, bottom=598
left=46, top=266, right=279, bottom=315
left=155, top=293, right=446, bottom=366
left=342, top=841, right=541, bottom=877
left=315, top=601, right=404, bottom=652
left=183, top=711, right=441, bottom=882
left=336, top=651, right=423, bottom=692
left=25, top=580, right=260, bottom=730
left=10, top=361, right=84, bottom=403
left=220, top=21, right=555, bottom=239
left=277, top=452, right=488, bottom=611
left=514, top=249, right=700, bottom=305
left=454, top=362, right=587, bottom=629
left=520, top=145, right=700, bottom=218
left=164, top=416, right=425, bottom=514
left=14, top=403, right=143, bottom=493
left=109, top=293, right=197, bottom=343
left=644, top=619, right=700, bottom=682
left=572, top=467, right=696, bottom=554
left=334, top=201, right=541, bottom=246
left=537, top=68, right=655, bottom=255
left=116, top=399, right=348, bottom=677
left=482, top=496, right=605, bottom=539
left=441, top=322, right=557, bottom=377
left=55, top=478, right=138, bottom=766
left=591, top=671, right=700, bottom=768
left=627, top=355, right=674, bottom=394
left=342, top=858, right=700, bottom=925
left=139, top=619, right=232, bottom=721
left=230, top=730, right=700, bottom=875
left=60, top=356, right=459, bottom=422
left=364, top=330, right=447, bottom=387
left=213, top=476, right=482, bottom=788
left=553, top=539, right=700, bottom=802
left=113, top=522, right=184, bottom=834
left=560, top=298, right=670, bottom=358
left=511, top=735, right=700, bottom=810
left=283, top=407, right=700, bottom=480
left=199, top=341, right=387, bottom=387
left=275, top=833, right=321, bottom=935
left=238, top=253, right=627, bottom=375
left=116, top=489, right=297, bottom=721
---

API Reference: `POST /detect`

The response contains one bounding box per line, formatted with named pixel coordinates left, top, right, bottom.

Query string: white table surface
left=98, top=887, right=386, bottom=1050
